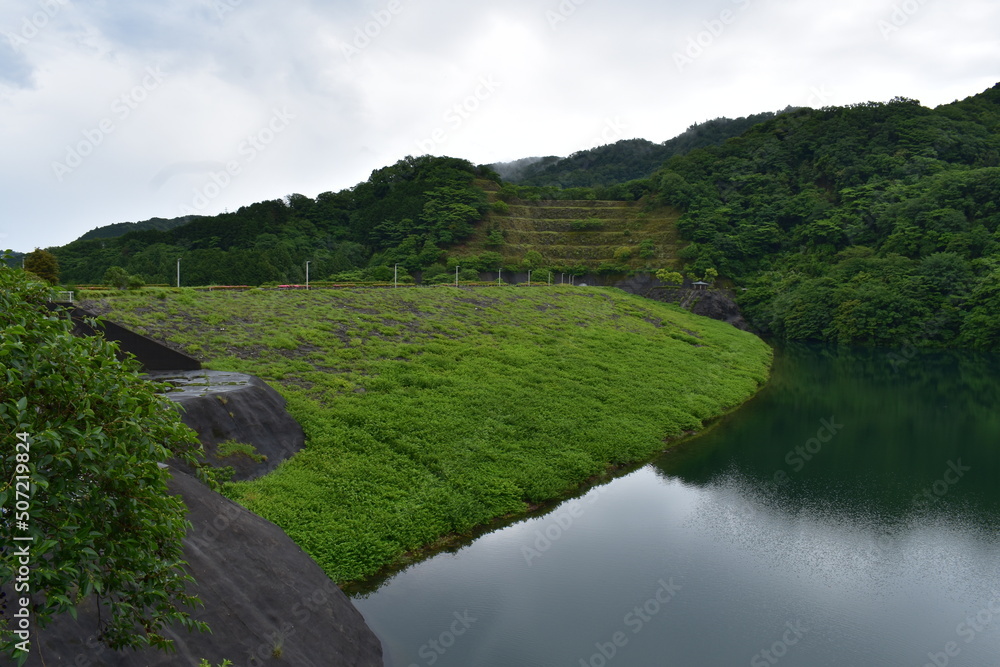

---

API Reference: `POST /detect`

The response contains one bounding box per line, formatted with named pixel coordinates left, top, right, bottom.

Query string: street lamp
left=176, top=258, right=181, bottom=288
left=305, top=261, right=311, bottom=290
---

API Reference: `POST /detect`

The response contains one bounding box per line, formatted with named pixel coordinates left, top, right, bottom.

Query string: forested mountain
left=44, top=82, right=1000, bottom=349
left=651, top=85, right=1000, bottom=348
left=52, top=156, right=492, bottom=286
left=2, top=251, right=25, bottom=268
left=76, top=216, right=199, bottom=242
left=492, top=110, right=790, bottom=188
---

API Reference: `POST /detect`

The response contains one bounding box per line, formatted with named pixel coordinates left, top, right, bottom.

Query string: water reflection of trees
left=653, top=344, right=1000, bottom=517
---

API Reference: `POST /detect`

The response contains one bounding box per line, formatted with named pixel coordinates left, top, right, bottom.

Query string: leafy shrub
left=570, top=219, right=604, bottom=231
left=0, top=268, right=207, bottom=656
left=216, top=440, right=266, bottom=463
left=613, top=246, right=633, bottom=262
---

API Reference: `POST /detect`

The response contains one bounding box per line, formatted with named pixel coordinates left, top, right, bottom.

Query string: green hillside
left=76, top=216, right=199, bottom=242
left=648, top=84, right=1000, bottom=348
left=83, top=287, right=772, bottom=584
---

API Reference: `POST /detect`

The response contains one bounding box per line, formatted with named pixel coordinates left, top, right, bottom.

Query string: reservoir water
left=352, top=344, right=1000, bottom=666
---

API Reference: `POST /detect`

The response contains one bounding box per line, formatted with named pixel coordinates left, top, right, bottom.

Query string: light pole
left=305, top=261, right=311, bottom=290
left=176, top=258, right=181, bottom=288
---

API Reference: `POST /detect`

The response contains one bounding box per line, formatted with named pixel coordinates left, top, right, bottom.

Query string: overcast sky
left=1, top=0, right=997, bottom=252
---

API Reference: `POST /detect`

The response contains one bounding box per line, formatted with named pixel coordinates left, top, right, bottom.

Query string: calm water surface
left=353, top=345, right=1000, bottom=666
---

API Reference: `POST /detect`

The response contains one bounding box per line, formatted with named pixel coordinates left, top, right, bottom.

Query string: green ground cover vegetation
left=84, top=287, right=771, bottom=584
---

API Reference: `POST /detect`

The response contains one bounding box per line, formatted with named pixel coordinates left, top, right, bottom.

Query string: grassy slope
left=84, top=287, right=771, bottom=584
left=456, top=180, right=683, bottom=271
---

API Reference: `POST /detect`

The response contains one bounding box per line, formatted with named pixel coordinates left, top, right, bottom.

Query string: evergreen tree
left=23, top=249, right=59, bottom=285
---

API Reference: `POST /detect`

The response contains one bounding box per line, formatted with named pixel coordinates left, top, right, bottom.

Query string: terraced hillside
left=455, top=180, right=684, bottom=272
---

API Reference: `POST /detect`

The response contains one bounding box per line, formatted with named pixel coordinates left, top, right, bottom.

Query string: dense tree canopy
left=52, top=156, right=491, bottom=286
left=650, top=84, right=1000, bottom=349
left=22, top=250, right=59, bottom=285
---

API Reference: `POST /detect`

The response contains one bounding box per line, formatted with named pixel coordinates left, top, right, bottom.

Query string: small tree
left=655, top=268, right=684, bottom=285
left=522, top=250, right=544, bottom=271
left=0, top=269, right=208, bottom=660
left=484, top=228, right=505, bottom=247
left=103, top=266, right=130, bottom=290
left=23, top=249, right=59, bottom=285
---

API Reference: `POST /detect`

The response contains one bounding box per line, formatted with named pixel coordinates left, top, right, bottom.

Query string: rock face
left=149, top=370, right=306, bottom=481
left=612, top=274, right=752, bottom=331
left=15, top=368, right=382, bottom=666
left=22, top=467, right=384, bottom=667
left=676, top=289, right=751, bottom=331
left=54, top=304, right=203, bottom=371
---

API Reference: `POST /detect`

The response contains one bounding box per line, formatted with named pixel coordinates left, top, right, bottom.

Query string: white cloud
left=0, top=0, right=996, bottom=251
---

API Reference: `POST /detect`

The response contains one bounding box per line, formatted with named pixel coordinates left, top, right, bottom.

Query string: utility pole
left=305, top=261, right=311, bottom=290
left=177, top=258, right=181, bottom=288
left=394, top=264, right=398, bottom=288
left=455, top=265, right=459, bottom=287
